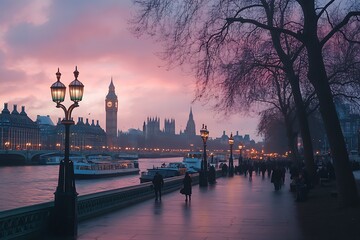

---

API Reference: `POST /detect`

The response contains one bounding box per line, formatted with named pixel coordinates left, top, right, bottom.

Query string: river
left=0, top=157, right=182, bottom=211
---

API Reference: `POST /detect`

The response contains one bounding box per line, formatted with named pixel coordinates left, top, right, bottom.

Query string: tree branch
left=316, top=0, right=335, bottom=21
left=226, top=17, right=303, bottom=42
left=321, top=11, right=360, bottom=46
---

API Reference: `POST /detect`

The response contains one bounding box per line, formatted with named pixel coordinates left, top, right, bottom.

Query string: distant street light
left=228, top=133, right=234, bottom=176
left=4, top=141, right=10, bottom=151
left=50, top=66, right=84, bottom=237
left=238, top=142, right=244, bottom=166
left=26, top=142, right=31, bottom=150
left=199, top=124, right=209, bottom=186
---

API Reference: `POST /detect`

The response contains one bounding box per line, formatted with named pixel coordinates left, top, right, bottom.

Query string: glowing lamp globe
left=69, top=66, right=84, bottom=103
left=50, top=68, right=66, bottom=103
left=200, top=124, right=209, bottom=143
left=229, top=133, right=234, bottom=145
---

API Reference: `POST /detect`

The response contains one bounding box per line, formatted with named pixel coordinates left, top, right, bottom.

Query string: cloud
left=0, top=0, right=261, bottom=142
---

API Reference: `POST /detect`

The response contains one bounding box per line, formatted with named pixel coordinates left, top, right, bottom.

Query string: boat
left=115, top=152, right=139, bottom=160
left=212, top=153, right=227, bottom=168
left=39, top=153, right=85, bottom=165
left=182, top=152, right=203, bottom=173
left=74, top=155, right=139, bottom=179
left=139, top=162, right=187, bottom=183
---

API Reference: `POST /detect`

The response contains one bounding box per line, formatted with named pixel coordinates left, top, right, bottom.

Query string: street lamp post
left=50, top=67, right=84, bottom=237
left=238, top=142, right=244, bottom=166
left=228, top=133, right=234, bottom=176
left=199, top=124, right=209, bottom=186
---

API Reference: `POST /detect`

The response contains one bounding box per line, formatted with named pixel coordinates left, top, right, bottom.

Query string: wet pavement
left=77, top=173, right=304, bottom=240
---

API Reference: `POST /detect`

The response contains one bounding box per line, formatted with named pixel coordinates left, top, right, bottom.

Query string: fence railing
left=0, top=173, right=206, bottom=240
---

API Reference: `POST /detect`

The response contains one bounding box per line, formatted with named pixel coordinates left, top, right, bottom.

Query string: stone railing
left=77, top=174, right=199, bottom=221
left=0, top=173, right=206, bottom=239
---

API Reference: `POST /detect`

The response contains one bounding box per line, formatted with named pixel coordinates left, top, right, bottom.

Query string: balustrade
left=0, top=172, right=206, bottom=239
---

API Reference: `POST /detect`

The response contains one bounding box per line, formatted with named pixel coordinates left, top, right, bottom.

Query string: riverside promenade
left=76, top=173, right=305, bottom=240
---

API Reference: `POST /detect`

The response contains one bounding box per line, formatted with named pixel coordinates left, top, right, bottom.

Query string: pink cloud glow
left=0, top=1, right=261, bottom=141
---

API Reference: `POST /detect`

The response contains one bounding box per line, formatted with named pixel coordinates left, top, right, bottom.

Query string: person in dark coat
left=208, top=165, right=216, bottom=184
left=152, top=172, right=164, bottom=201
left=271, top=166, right=282, bottom=191
left=182, top=172, right=192, bottom=202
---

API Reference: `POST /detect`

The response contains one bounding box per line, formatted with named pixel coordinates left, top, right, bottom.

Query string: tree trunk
left=284, top=114, right=300, bottom=164
left=299, top=0, right=359, bottom=206
left=267, top=12, right=316, bottom=180
left=288, top=76, right=316, bottom=182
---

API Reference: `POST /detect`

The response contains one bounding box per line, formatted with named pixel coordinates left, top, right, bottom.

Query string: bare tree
left=131, top=0, right=360, bottom=206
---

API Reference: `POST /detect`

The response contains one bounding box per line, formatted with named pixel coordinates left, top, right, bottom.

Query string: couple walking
left=152, top=171, right=192, bottom=202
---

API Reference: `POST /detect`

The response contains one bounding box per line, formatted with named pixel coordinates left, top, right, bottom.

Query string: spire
left=11, top=104, right=19, bottom=114
left=185, top=106, right=196, bottom=135
left=109, top=77, right=115, bottom=92
left=189, top=107, right=193, bottom=120
left=106, top=77, right=118, bottom=103
left=2, top=103, right=10, bottom=114
left=20, top=106, right=27, bottom=116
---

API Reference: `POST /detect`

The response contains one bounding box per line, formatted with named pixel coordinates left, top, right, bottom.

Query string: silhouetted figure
left=221, top=163, right=228, bottom=176
left=208, top=165, right=216, bottom=184
left=327, top=161, right=336, bottom=180
left=295, top=171, right=308, bottom=202
left=248, top=164, right=254, bottom=179
left=271, top=166, right=282, bottom=191
left=182, top=172, right=192, bottom=201
left=152, top=172, right=164, bottom=201
left=259, top=162, right=265, bottom=177
left=280, top=166, right=286, bottom=184
left=290, top=165, right=300, bottom=192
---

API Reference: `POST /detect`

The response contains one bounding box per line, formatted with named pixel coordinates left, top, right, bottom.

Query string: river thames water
left=0, top=157, right=182, bottom=211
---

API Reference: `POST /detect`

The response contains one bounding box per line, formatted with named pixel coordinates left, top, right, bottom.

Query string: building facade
left=0, top=103, right=40, bottom=150
left=164, top=118, right=175, bottom=135
left=143, top=117, right=161, bottom=139
left=36, top=115, right=56, bottom=150
left=54, top=117, right=107, bottom=151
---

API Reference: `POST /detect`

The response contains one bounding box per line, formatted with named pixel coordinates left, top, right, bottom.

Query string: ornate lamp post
left=228, top=133, right=234, bottom=176
left=199, top=124, right=209, bottom=186
left=50, top=67, right=84, bottom=237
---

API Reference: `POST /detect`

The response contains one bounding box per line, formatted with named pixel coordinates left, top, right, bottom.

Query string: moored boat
left=115, top=152, right=139, bottom=160
left=39, top=153, right=85, bottom=165
left=182, top=152, right=203, bottom=173
left=139, top=162, right=187, bottom=183
left=74, top=155, right=139, bottom=179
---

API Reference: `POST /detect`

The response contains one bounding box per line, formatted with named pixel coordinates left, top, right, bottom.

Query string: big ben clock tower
left=105, top=79, right=118, bottom=148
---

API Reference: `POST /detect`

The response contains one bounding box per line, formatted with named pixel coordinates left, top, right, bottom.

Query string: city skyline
left=0, top=1, right=261, bottom=141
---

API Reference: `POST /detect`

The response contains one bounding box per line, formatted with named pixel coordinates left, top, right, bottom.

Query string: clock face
left=107, top=101, right=112, bottom=107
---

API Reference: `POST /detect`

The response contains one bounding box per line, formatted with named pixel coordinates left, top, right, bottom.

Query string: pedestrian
left=152, top=172, right=164, bottom=201
left=271, top=165, right=282, bottom=191
left=208, top=165, right=216, bottom=184
left=182, top=172, right=192, bottom=202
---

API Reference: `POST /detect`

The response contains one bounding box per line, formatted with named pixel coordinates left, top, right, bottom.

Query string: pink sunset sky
left=0, top=0, right=261, bottom=141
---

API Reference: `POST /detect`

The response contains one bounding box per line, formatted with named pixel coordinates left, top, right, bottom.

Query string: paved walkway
left=77, top=173, right=305, bottom=240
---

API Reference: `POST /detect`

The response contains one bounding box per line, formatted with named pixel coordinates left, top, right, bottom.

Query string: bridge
left=0, top=150, right=55, bottom=164
left=0, top=150, right=133, bottom=164
left=0, top=150, right=182, bottom=165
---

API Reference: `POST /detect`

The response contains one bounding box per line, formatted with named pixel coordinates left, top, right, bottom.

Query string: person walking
left=152, top=172, right=164, bottom=201
left=271, top=165, right=282, bottom=191
left=182, top=172, right=192, bottom=202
